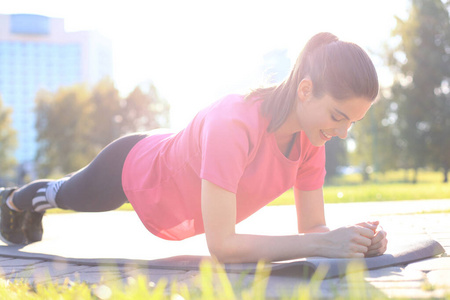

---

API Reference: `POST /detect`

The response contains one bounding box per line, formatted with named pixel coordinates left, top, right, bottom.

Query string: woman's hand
left=358, top=221, right=388, bottom=257
left=321, top=225, right=375, bottom=258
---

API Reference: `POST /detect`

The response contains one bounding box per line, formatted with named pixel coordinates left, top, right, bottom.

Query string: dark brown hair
left=247, top=32, right=379, bottom=132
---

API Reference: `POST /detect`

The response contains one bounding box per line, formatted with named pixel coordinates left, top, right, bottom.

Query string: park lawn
left=47, top=170, right=450, bottom=214
left=269, top=169, right=450, bottom=205
left=49, top=182, right=450, bottom=214
left=269, top=182, right=450, bottom=206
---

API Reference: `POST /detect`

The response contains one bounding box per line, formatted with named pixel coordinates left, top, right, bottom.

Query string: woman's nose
left=335, top=122, right=352, bottom=139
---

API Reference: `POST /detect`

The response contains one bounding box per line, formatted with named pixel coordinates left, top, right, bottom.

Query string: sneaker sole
left=0, top=231, right=23, bottom=246
left=0, top=188, right=25, bottom=246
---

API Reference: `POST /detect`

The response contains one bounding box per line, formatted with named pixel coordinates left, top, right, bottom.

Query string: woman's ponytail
left=290, top=32, right=339, bottom=97
left=301, top=32, right=338, bottom=56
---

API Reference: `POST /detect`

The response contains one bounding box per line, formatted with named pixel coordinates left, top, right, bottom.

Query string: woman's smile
left=320, top=129, right=332, bottom=141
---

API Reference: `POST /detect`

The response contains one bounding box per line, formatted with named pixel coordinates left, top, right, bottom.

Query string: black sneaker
left=22, top=210, right=44, bottom=243
left=0, top=187, right=27, bottom=245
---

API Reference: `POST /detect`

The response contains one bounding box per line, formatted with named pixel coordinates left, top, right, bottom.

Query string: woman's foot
left=0, top=187, right=27, bottom=245
left=22, top=210, right=44, bottom=243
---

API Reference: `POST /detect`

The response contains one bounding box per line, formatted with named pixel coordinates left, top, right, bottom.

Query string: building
left=0, top=13, right=112, bottom=172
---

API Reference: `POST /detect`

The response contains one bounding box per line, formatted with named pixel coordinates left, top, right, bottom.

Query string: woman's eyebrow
left=334, top=108, right=365, bottom=122
left=334, top=108, right=350, bottom=120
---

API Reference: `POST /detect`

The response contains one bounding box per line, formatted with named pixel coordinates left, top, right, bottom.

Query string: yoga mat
left=0, top=210, right=446, bottom=279
left=269, top=237, right=445, bottom=278
left=133, top=237, right=446, bottom=278
left=0, top=237, right=444, bottom=279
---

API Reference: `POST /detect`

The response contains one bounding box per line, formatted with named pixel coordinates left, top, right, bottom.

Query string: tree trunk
left=412, top=168, right=418, bottom=184
left=404, top=169, right=409, bottom=182
left=444, top=165, right=449, bottom=183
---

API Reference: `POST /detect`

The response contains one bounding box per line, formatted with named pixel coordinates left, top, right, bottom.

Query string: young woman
left=0, top=32, right=387, bottom=263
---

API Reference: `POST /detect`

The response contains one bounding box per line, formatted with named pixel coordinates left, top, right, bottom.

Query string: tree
left=429, top=81, right=450, bottom=182
left=325, top=137, right=347, bottom=181
left=0, top=97, right=17, bottom=179
left=349, top=89, right=399, bottom=180
left=122, top=84, right=170, bottom=133
left=89, top=78, right=123, bottom=150
left=389, top=0, right=450, bottom=183
left=34, top=80, right=170, bottom=176
left=88, top=79, right=170, bottom=150
left=429, top=0, right=450, bottom=182
left=35, top=86, right=96, bottom=176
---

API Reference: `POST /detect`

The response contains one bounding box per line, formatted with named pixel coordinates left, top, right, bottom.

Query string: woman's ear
left=297, top=79, right=313, bottom=102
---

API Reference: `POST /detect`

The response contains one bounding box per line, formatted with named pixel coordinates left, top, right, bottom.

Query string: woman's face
left=296, top=92, right=372, bottom=147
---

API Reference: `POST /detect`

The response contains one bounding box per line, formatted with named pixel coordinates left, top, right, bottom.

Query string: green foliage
left=0, top=278, right=92, bottom=299
left=387, top=0, right=450, bottom=182
left=122, top=84, right=170, bottom=133
left=0, top=96, right=17, bottom=177
left=325, top=137, right=347, bottom=180
left=34, top=79, right=170, bottom=176
left=2, top=259, right=440, bottom=299
left=329, top=0, right=450, bottom=182
left=0, top=261, right=284, bottom=299
left=35, top=86, right=97, bottom=176
left=349, top=92, right=400, bottom=178
left=89, top=78, right=123, bottom=149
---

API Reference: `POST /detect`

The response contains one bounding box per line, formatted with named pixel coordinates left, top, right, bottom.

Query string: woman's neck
left=275, top=109, right=302, bottom=136
left=274, top=131, right=298, bottom=158
left=273, top=110, right=302, bottom=157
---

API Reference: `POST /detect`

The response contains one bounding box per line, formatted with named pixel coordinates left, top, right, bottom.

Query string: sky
left=2, top=0, right=410, bottom=129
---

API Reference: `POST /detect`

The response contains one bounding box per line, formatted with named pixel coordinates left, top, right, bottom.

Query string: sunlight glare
left=2, top=0, right=408, bottom=129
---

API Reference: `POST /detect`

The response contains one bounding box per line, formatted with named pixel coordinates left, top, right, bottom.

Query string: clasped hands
left=360, top=221, right=388, bottom=257
left=325, top=220, right=388, bottom=258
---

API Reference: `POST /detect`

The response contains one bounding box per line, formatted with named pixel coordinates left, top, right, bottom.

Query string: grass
left=269, top=169, right=450, bottom=206
left=46, top=169, right=450, bottom=214
left=2, top=259, right=448, bottom=299
left=0, top=261, right=271, bottom=300
left=268, top=182, right=450, bottom=206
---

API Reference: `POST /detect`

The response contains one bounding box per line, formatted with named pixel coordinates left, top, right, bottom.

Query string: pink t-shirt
left=122, top=94, right=326, bottom=240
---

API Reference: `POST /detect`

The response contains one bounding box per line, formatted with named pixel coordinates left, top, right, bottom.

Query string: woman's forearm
left=202, top=181, right=374, bottom=263
left=303, top=225, right=330, bottom=233
left=209, top=232, right=323, bottom=263
left=209, top=224, right=375, bottom=263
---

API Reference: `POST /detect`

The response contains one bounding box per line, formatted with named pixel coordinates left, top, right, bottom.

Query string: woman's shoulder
left=209, top=94, right=249, bottom=110
left=207, top=94, right=265, bottom=125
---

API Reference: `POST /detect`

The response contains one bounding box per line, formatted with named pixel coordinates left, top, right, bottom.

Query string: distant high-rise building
left=0, top=14, right=112, bottom=168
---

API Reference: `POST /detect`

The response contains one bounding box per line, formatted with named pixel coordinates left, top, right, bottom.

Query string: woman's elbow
left=206, top=238, right=246, bottom=264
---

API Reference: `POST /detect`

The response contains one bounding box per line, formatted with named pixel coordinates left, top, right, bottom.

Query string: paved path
left=0, top=199, right=449, bottom=299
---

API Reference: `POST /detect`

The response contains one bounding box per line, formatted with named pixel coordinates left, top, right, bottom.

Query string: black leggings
left=13, top=133, right=148, bottom=212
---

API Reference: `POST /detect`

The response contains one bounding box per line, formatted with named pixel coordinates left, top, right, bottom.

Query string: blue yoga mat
left=0, top=237, right=444, bottom=278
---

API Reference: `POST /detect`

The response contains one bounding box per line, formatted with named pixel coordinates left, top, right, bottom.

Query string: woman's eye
left=331, top=115, right=340, bottom=122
